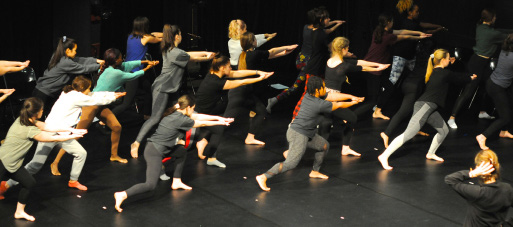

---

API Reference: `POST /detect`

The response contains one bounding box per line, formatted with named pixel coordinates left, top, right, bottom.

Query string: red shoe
left=68, top=181, right=88, bottom=191
left=0, top=181, right=8, bottom=200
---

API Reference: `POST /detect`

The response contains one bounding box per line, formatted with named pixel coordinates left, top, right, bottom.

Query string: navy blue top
left=126, top=35, right=148, bottom=72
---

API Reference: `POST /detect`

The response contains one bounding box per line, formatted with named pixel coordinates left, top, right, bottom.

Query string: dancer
left=445, top=149, right=513, bottom=226
left=34, top=37, right=103, bottom=116
left=320, top=37, right=388, bottom=156
left=0, top=76, right=123, bottom=194
left=0, top=98, right=85, bottom=221
left=114, top=95, right=233, bottom=213
left=353, top=13, right=430, bottom=120
left=130, top=24, right=215, bottom=156
left=0, top=60, right=30, bottom=76
left=227, top=19, right=276, bottom=69
left=378, top=49, right=476, bottom=170
left=228, top=31, right=297, bottom=145
left=195, top=55, right=273, bottom=167
left=448, top=8, right=513, bottom=129
left=256, top=76, right=360, bottom=191
left=112, top=16, right=162, bottom=116
left=266, top=7, right=345, bottom=113
left=476, top=34, right=513, bottom=150
left=50, top=48, right=157, bottom=174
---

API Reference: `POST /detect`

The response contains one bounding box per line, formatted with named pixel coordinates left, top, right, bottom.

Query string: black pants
left=319, top=108, right=357, bottom=146
left=0, top=160, right=36, bottom=204
left=223, top=85, right=267, bottom=135
left=451, top=54, right=492, bottom=116
left=354, top=72, right=380, bottom=118
left=32, top=88, right=57, bottom=119
left=125, top=142, right=187, bottom=197
left=482, top=79, right=513, bottom=137
left=384, top=78, right=424, bottom=136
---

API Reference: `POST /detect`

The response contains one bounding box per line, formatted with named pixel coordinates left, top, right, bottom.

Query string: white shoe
left=478, top=112, right=495, bottom=119
left=207, top=159, right=226, bottom=168
left=447, top=119, right=458, bottom=129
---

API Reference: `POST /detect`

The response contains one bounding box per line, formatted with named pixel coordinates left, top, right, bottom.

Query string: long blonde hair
left=228, top=19, right=246, bottom=40
left=425, top=49, right=449, bottom=83
left=474, top=149, right=500, bottom=184
left=330, top=37, right=350, bottom=58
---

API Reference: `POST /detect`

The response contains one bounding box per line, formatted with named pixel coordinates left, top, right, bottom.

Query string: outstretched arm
left=188, top=52, right=215, bottom=62
left=331, top=100, right=360, bottom=111
left=0, top=89, right=15, bottom=104
left=33, top=131, right=85, bottom=142
left=324, top=20, right=345, bottom=34
left=223, top=71, right=274, bottom=90
left=0, top=60, right=30, bottom=76
left=268, top=45, right=298, bottom=59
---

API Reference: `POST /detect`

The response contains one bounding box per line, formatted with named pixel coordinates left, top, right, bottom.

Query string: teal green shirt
left=93, top=60, right=144, bottom=92
left=473, top=24, right=511, bottom=57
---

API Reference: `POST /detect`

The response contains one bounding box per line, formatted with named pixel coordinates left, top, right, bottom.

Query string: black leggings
left=451, top=54, right=491, bottom=116
left=319, top=108, right=357, bottom=146
left=384, top=78, right=423, bottom=136
left=482, top=79, right=513, bottom=137
left=125, top=142, right=187, bottom=197
left=0, top=160, right=35, bottom=204
left=354, top=72, right=380, bottom=117
left=224, top=86, right=267, bottom=135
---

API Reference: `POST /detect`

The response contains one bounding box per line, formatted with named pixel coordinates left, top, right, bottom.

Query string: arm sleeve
left=120, top=60, right=143, bottom=72
left=118, top=69, right=145, bottom=81
left=61, top=58, right=101, bottom=75
left=347, top=62, right=363, bottom=73
left=173, top=50, right=190, bottom=68
left=74, top=57, right=98, bottom=65
left=26, top=126, right=42, bottom=139
left=179, top=117, right=195, bottom=131
left=445, top=170, right=482, bottom=202
left=255, top=34, right=268, bottom=47
left=75, top=92, right=117, bottom=106
left=320, top=99, right=333, bottom=114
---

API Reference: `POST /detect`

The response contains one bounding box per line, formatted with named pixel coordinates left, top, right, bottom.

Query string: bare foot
left=256, top=175, right=270, bottom=191
left=499, top=131, right=513, bottom=139
left=245, top=138, right=265, bottom=145
left=378, top=154, right=393, bottom=170
left=114, top=192, right=127, bottom=213
left=171, top=179, right=192, bottom=190
left=372, top=110, right=390, bottom=120
left=50, top=163, right=61, bottom=176
left=249, top=111, right=256, bottom=118
left=426, top=154, right=444, bottom=162
left=110, top=156, right=128, bottom=163
left=416, top=131, right=430, bottom=136
left=196, top=139, right=208, bottom=159
left=283, top=150, right=289, bottom=159
left=476, top=134, right=489, bottom=150
left=14, top=211, right=35, bottom=222
left=130, top=142, right=139, bottom=159
left=341, top=146, right=361, bottom=156
left=380, top=132, right=389, bottom=148
left=309, top=170, right=329, bottom=179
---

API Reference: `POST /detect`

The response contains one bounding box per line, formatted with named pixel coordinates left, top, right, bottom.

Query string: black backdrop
left=2, top=0, right=512, bottom=80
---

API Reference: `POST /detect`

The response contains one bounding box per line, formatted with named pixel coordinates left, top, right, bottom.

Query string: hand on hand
left=471, top=74, right=477, bottom=80
left=265, top=33, right=277, bottom=39
left=0, top=89, right=15, bottom=96
left=97, top=59, right=105, bottom=65
left=258, top=71, right=274, bottom=79
left=114, top=92, right=127, bottom=99
left=70, top=129, right=88, bottom=136
left=470, top=161, right=495, bottom=178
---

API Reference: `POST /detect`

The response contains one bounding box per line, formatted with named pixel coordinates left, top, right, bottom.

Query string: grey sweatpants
left=381, top=101, right=449, bottom=159
left=7, top=140, right=87, bottom=187
left=264, top=127, right=329, bottom=178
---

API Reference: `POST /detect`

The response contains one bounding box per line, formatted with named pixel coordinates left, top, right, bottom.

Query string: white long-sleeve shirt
left=45, top=91, right=117, bottom=128
left=228, top=34, right=268, bottom=66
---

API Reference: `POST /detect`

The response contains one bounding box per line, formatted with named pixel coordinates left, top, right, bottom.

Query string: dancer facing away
left=353, top=13, right=430, bottom=120
left=50, top=48, right=158, bottom=174
left=378, top=49, right=476, bottom=170
left=112, top=16, right=162, bottom=116
left=131, top=24, right=215, bottom=156
left=447, top=8, right=513, bottom=129
left=445, top=149, right=513, bottom=226
left=228, top=31, right=297, bottom=145
left=0, top=98, right=86, bottom=221
left=114, top=95, right=233, bottom=213
left=194, top=55, right=274, bottom=167
left=256, top=76, right=360, bottom=191
left=0, top=76, right=123, bottom=194
left=476, top=34, right=513, bottom=150
left=266, top=7, right=345, bottom=113
left=227, top=19, right=276, bottom=69
left=34, top=37, right=103, bottom=116
left=320, top=37, right=388, bottom=156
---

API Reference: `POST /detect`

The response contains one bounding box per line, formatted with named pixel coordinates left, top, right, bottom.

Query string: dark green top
left=473, top=24, right=511, bottom=57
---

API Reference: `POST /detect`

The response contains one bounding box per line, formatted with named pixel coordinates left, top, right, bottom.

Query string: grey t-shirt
left=147, top=111, right=195, bottom=154
left=152, top=47, right=190, bottom=93
left=0, top=118, right=41, bottom=172
left=290, top=94, right=332, bottom=138
left=490, top=50, right=513, bottom=88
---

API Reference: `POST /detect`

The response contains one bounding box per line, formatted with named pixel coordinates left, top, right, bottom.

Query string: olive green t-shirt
left=0, top=117, right=41, bottom=173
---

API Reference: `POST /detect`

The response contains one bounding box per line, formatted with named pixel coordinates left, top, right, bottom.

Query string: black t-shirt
left=148, top=111, right=195, bottom=154
left=290, top=93, right=332, bottom=138
left=393, top=19, right=422, bottom=60
left=245, top=49, right=269, bottom=70
left=304, top=28, right=329, bottom=76
left=195, top=73, right=228, bottom=114
left=418, top=68, right=471, bottom=108
left=325, top=60, right=362, bottom=91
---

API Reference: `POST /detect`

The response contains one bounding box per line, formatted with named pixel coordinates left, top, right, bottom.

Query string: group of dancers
left=0, top=1, right=513, bottom=225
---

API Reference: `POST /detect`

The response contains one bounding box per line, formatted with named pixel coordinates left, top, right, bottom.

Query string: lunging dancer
left=378, top=49, right=476, bottom=170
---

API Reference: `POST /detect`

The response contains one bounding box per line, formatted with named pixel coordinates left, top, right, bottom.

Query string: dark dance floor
left=1, top=101, right=513, bottom=227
